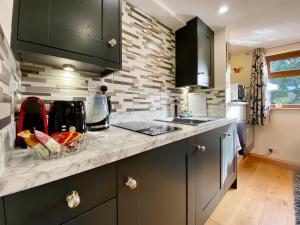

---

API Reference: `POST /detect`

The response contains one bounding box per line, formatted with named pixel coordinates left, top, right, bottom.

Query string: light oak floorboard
left=205, top=157, right=295, bottom=225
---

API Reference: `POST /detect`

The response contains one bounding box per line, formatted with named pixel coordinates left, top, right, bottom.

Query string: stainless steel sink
left=156, top=118, right=212, bottom=126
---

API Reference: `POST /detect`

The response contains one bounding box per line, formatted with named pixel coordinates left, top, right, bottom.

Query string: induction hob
left=113, top=121, right=181, bottom=136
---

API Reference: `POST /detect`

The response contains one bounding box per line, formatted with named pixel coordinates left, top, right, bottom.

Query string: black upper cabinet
left=11, top=0, right=121, bottom=75
left=176, top=17, right=214, bottom=88
left=17, top=0, right=51, bottom=46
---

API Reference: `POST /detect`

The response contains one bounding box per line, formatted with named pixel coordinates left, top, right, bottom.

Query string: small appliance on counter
left=17, top=97, right=48, bottom=148
left=113, top=121, right=181, bottom=136
left=48, top=101, right=86, bottom=135
left=231, top=84, right=246, bottom=102
left=85, top=85, right=111, bottom=131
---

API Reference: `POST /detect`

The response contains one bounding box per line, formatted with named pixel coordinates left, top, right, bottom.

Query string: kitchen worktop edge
left=0, top=118, right=236, bottom=197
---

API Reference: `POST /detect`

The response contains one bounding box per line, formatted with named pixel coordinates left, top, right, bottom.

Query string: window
left=266, top=50, right=300, bottom=109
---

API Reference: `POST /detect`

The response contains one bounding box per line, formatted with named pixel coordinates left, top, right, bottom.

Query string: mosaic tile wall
left=203, top=89, right=226, bottom=117
left=20, top=1, right=188, bottom=117
left=0, top=25, right=21, bottom=173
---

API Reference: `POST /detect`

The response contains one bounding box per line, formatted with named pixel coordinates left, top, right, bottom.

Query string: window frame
left=266, top=50, right=300, bottom=78
left=266, top=50, right=300, bottom=109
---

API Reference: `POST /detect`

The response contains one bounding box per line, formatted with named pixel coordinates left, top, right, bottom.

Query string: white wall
left=230, top=53, right=252, bottom=87
left=231, top=42, right=300, bottom=164
left=0, top=0, right=13, bottom=43
left=265, top=42, right=300, bottom=56
left=255, top=110, right=300, bottom=164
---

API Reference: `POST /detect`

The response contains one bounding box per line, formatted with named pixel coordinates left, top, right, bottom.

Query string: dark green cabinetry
left=1, top=123, right=237, bottom=225
left=188, top=124, right=237, bottom=225
left=62, top=198, right=117, bottom=225
left=188, top=127, right=224, bottom=225
left=4, top=163, right=116, bottom=225
left=0, top=198, right=4, bottom=225
left=118, top=139, right=189, bottom=225
left=176, top=17, right=214, bottom=87
left=18, top=0, right=51, bottom=45
left=11, top=0, right=121, bottom=74
left=222, top=123, right=237, bottom=190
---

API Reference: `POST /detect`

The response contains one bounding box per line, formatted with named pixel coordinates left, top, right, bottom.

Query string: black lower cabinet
left=222, top=123, right=237, bottom=190
left=188, top=127, right=224, bottom=225
left=4, top=163, right=116, bottom=225
left=0, top=123, right=237, bottom=225
left=0, top=198, right=4, bottom=225
left=62, top=198, right=117, bottom=225
left=117, top=138, right=189, bottom=225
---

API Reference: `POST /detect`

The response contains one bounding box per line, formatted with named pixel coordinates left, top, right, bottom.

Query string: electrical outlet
left=267, top=148, right=279, bottom=155
left=88, top=80, right=102, bottom=92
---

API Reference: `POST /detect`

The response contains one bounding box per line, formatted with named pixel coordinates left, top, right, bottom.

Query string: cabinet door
left=118, top=139, right=188, bottom=225
left=190, top=128, right=223, bottom=225
left=0, top=198, right=4, bottom=225
left=222, top=123, right=237, bottom=190
left=49, top=0, right=120, bottom=63
left=62, top=198, right=117, bottom=225
left=17, top=0, right=51, bottom=45
left=4, top=163, right=116, bottom=225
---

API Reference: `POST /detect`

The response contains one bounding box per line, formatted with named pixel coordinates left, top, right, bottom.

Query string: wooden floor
left=205, top=156, right=296, bottom=225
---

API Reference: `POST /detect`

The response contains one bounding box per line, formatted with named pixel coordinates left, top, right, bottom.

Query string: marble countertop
left=0, top=118, right=236, bottom=197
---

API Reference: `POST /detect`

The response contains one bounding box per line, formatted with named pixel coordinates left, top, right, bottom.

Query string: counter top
left=0, top=118, right=236, bottom=197
left=228, top=101, right=249, bottom=106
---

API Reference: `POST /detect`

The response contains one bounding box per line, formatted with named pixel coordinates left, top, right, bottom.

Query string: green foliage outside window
left=270, top=56, right=300, bottom=73
left=269, top=56, right=300, bottom=105
left=270, top=75, right=300, bottom=105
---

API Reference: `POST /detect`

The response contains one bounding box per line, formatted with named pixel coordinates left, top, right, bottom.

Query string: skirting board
left=250, top=153, right=300, bottom=171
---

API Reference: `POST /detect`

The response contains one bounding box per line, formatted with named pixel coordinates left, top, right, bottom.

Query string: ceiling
left=127, top=0, right=300, bottom=54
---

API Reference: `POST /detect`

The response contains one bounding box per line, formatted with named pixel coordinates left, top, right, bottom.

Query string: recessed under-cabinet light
left=62, top=64, right=76, bottom=72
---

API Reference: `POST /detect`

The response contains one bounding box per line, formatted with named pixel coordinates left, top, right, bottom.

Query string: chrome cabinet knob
left=125, top=177, right=137, bottom=190
left=66, top=191, right=80, bottom=208
left=197, top=145, right=206, bottom=152
left=108, top=38, right=117, bottom=47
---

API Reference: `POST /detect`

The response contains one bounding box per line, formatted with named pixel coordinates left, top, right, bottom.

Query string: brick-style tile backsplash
left=0, top=25, right=21, bottom=173
left=19, top=1, right=188, bottom=115
left=0, top=0, right=226, bottom=172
